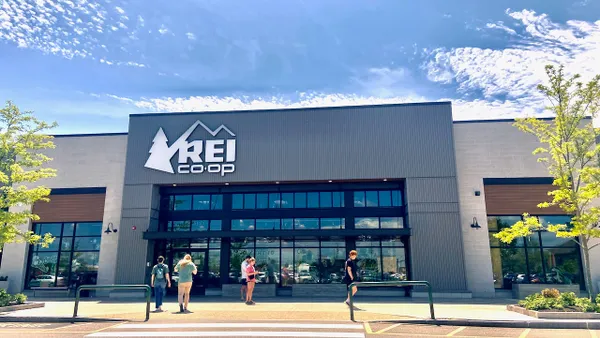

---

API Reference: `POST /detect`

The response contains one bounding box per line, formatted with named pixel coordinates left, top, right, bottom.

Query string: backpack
left=155, top=264, right=166, bottom=281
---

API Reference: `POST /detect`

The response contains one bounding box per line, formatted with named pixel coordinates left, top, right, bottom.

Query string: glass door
left=168, top=250, right=208, bottom=296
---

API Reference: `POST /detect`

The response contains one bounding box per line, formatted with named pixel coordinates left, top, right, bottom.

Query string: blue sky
left=1, top=0, right=599, bottom=134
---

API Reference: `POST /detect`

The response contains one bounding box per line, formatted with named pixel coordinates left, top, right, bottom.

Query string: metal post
left=145, top=285, right=151, bottom=321
left=73, top=287, right=81, bottom=319
left=349, top=282, right=355, bottom=321
left=426, top=282, right=435, bottom=320
left=72, top=285, right=152, bottom=321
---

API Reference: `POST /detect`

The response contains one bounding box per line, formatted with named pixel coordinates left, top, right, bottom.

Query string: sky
left=1, top=0, right=599, bottom=134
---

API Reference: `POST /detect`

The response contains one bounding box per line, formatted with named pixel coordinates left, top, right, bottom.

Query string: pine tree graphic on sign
left=144, top=127, right=175, bottom=173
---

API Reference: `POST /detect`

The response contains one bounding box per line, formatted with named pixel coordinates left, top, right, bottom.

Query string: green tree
left=0, top=100, right=58, bottom=249
left=494, top=65, right=600, bottom=299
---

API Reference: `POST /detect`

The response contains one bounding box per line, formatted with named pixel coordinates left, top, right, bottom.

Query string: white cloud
left=424, top=9, right=600, bottom=117
left=0, top=0, right=146, bottom=67
left=485, top=22, right=517, bottom=35
left=158, top=24, right=169, bottom=35
left=186, top=32, right=196, bottom=40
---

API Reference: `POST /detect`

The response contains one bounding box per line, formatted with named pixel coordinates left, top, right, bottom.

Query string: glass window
left=171, top=240, right=190, bottom=249
left=358, top=247, right=382, bottom=282
left=39, top=223, right=62, bottom=236
left=232, top=194, right=243, bottom=209
left=321, top=247, right=346, bottom=284
left=244, top=194, right=256, bottom=209
left=57, top=253, right=70, bottom=287
left=232, top=219, right=255, bottom=231
left=71, top=252, right=99, bottom=285
left=255, top=248, right=280, bottom=284
left=356, top=236, right=381, bottom=247
left=37, top=238, right=60, bottom=251
left=75, top=222, right=103, bottom=236
left=294, top=193, right=307, bottom=208
left=527, top=248, right=545, bottom=284
left=378, top=191, right=392, bottom=207
left=61, top=237, right=73, bottom=251
left=172, top=220, right=191, bottom=232
left=381, top=217, right=403, bottom=229
left=366, top=191, right=378, bottom=207
left=295, top=247, right=318, bottom=284
left=229, top=242, right=254, bottom=283
left=490, top=247, right=527, bottom=289
left=321, top=218, right=345, bottom=230
left=543, top=247, right=581, bottom=285
left=62, top=223, right=75, bottom=236
left=381, top=236, right=403, bottom=247
left=320, top=192, right=332, bottom=208
left=539, top=216, right=572, bottom=228
left=354, top=191, right=365, bottom=207
left=190, top=238, right=208, bottom=249
left=488, top=216, right=521, bottom=232
left=193, top=194, right=210, bottom=210
left=172, top=195, right=192, bottom=210
left=294, top=238, right=320, bottom=247
left=307, top=192, right=319, bottom=208
left=191, top=220, right=209, bottom=231
left=333, top=192, right=343, bottom=208
left=281, top=249, right=294, bottom=286
left=382, top=247, right=407, bottom=281
left=391, top=190, right=402, bottom=206
left=210, top=220, right=222, bottom=231
left=211, top=194, right=223, bottom=210
left=256, top=219, right=280, bottom=230
left=256, top=194, right=269, bottom=209
left=256, top=237, right=280, bottom=247
left=207, top=250, right=221, bottom=288
left=282, top=219, right=294, bottom=230
left=320, top=237, right=346, bottom=247
left=295, top=218, right=318, bottom=230
left=355, top=217, right=379, bottom=229
left=269, top=193, right=280, bottom=208
left=73, top=237, right=101, bottom=251
left=540, top=231, right=577, bottom=247
left=281, top=193, right=294, bottom=209
left=28, top=252, right=58, bottom=288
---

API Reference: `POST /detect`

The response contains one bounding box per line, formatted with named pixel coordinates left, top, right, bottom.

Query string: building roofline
left=52, top=132, right=128, bottom=138
left=128, top=101, right=453, bottom=118
left=453, top=116, right=593, bottom=124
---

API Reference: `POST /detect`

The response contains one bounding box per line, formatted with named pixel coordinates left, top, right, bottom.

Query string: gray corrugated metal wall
left=114, top=102, right=469, bottom=292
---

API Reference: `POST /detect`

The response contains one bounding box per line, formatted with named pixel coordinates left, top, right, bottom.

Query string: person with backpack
left=151, top=256, right=171, bottom=312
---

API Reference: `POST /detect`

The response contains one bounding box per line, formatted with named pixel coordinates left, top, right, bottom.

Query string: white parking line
left=87, top=332, right=365, bottom=337
left=116, top=323, right=364, bottom=330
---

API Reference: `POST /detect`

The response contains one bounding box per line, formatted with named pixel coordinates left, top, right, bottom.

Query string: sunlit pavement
left=1, top=320, right=600, bottom=338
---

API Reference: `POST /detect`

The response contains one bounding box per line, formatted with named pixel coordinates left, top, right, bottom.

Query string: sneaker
left=179, top=304, right=184, bottom=313
left=344, top=301, right=350, bottom=306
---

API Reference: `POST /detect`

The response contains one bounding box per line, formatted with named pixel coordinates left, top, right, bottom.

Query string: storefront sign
left=144, top=120, right=236, bottom=176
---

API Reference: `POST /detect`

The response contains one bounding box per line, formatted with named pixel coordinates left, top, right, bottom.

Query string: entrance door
left=169, top=250, right=207, bottom=296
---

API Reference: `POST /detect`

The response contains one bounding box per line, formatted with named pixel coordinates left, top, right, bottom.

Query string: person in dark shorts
left=240, top=255, right=251, bottom=301
left=343, top=250, right=358, bottom=306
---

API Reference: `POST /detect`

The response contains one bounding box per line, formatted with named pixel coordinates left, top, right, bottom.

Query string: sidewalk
left=0, top=296, right=534, bottom=322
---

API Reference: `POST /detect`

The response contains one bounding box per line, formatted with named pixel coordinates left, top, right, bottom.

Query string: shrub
left=559, top=292, right=577, bottom=307
left=519, top=293, right=563, bottom=311
left=0, top=276, right=8, bottom=281
left=0, top=289, right=11, bottom=307
left=12, top=293, right=27, bottom=305
left=542, top=288, right=560, bottom=299
left=575, top=297, right=595, bottom=312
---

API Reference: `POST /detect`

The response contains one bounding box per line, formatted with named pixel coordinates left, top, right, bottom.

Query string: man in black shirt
left=343, top=250, right=358, bottom=306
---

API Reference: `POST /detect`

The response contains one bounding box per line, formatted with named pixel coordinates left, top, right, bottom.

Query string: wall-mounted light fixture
left=470, top=217, right=481, bottom=229
left=104, top=222, right=118, bottom=234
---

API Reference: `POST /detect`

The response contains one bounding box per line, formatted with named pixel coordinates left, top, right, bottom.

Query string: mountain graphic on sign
left=144, top=121, right=236, bottom=174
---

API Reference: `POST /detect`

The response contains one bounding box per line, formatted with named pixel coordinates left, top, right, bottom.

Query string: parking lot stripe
left=116, top=323, right=364, bottom=329
left=519, top=328, right=531, bottom=338
left=446, top=327, right=466, bottom=336
left=375, top=323, right=401, bottom=334
left=87, top=332, right=365, bottom=337
left=364, top=322, right=372, bottom=334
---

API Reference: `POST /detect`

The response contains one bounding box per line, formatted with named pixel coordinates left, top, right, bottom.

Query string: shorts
left=241, top=278, right=247, bottom=286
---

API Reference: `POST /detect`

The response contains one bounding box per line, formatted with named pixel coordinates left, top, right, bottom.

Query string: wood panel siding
left=32, top=193, right=106, bottom=222
left=484, top=184, right=563, bottom=215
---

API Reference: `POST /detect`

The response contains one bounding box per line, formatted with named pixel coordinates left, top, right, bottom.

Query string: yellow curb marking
left=519, top=328, right=531, bottom=338
left=447, top=326, right=466, bottom=336
left=375, top=323, right=401, bottom=334
left=590, top=330, right=598, bottom=338
left=364, top=322, right=373, bottom=333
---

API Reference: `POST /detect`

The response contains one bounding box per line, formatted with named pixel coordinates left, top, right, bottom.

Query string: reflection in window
left=193, top=194, right=210, bottom=210
left=256, top=219, right=280, bottom=230
left=307, top=192, right=319, bottom=208
left=269, top=193, right=280, bottom=208
left=171, top=221, right=191, bottom=232
left=210, top=220, right=222, bottom=231
left=379, top=191, right=392, bottom=207
left=321, top=218, right=345, bottom=230
left=320, top=192, right=332, bottom=208
left=232, top=219, right=255, bottom=231
left=295, top=218, right=319, bottom=230
left=296, top=247, right=318, bottom=284
left=191, top=220, right=209, bottom=231
left=232, top=194, right=243, bottom=209
left=27, top=222, right=102, bottom=289
left=355, top=217, right=379, bottom=229
left=381, top=217, right=403, bottom=229
left=333, top=192, right=343, bottom=207
left=294, top=193, right=307, bottom=208
left=244, top=194, right=256, bottom=209
left=488, top=215, right=583, bottom=289
left=366, top=191, right=378, bottom=207
left=257, top=193, right=269, bottom=209
left=211, top=195, right=223, bottom=210
left=281, top=193, right=293, bottom=209
left=255, top=248, right=280, bottom=284
left=353, top=191, right=365, bottom=207
left=171, top=195, right=192, bottom=210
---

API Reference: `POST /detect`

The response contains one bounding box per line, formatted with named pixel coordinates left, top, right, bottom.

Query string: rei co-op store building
left=2, top=101, right=600, bottom=299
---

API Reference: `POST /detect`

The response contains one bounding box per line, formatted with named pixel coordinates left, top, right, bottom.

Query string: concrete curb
left=0, top=316, right=125, bottom=323
left=366, top=318, right=600, bottom=330
left=0, top=302, right=45, bottom=312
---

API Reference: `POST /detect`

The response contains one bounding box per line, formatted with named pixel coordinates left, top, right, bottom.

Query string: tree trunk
left=581, top=237, right=594, bottom=300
